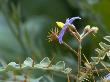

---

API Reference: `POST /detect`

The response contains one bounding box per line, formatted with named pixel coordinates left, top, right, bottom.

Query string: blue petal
left=65, top=18, right=70, bottom=23
left=69, top=16, right=81, bottom=24
left=105, top=73, right=110, bottom=80
left=58, top=16, right=81, bottom=44
left=58, top=24, right=68, bottom=44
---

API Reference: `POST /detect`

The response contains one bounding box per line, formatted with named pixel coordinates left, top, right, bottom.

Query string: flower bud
left=84, top=25, right=91, bottom=30
left=91, top=27, right=99, bottom=33
left=84, top=25, right=91, bottom=32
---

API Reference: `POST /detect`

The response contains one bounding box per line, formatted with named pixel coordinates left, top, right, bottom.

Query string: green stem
left=77, top=40, right=82, bottom=82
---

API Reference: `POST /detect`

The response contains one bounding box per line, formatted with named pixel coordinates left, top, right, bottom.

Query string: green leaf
left=95, top=48, right=106, bottom=59
left=37, top=57, right=51, bottom=68
left=23, top=57, right=33, bottom=67
left=79, top=72, right=88, bottom=82
left=0, top=67, right=5, bottom=72
left=95, top=48, right=102, bottom=53
left=6, top=62, right=20, bottom=71
left=91, top=57, right=99, bottom=64
left=104, top=36, right=110, bottom=42
left=0, top=57, right=72, bottom=78
left=101, top=61, right=110, bottom=68
left=39, top=75, right=54, bottom=82
left=53, top=61, right=65, bottom=71
left=63, top=68, right=72, bottom=74
left=99, top=42, right=110, bottom=50
left=107, top=52, right=110, bottom=59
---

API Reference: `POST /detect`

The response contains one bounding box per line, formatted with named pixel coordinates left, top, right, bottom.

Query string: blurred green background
left=0, top=0, right=110, bottom=82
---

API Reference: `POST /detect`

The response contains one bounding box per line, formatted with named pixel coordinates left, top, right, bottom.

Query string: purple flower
left=105, top=73, right=110, bottom=80
left=58, top=16, right=81, bottom=44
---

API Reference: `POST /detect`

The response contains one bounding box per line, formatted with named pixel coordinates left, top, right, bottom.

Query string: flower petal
left=105, top=73, right=110, bottom=80
left=69, top=16, right=81, bottom=24
left=57, top=16, right=81, bottom=44
left=58, top=24, right=68, bottom=44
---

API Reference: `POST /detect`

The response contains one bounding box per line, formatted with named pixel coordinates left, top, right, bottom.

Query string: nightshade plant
left=0, top=0, right=110, bottom=82
left=48, top=17, right=110, bottom=82
left=0, top=12, right=110, bottom=81
left=0, top=1, right=72, bottom=81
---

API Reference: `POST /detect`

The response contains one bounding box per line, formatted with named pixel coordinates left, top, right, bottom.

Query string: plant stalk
left=77, top=40, right=82, bottom=82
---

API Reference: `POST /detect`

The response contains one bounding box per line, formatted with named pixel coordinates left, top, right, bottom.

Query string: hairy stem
left=68, top=29, right=80, bottom=42
left=77, top=40, right=82, bottom=82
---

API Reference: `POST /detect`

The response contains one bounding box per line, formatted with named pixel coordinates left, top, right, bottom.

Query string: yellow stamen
left=56, top=22, right=64, bottom=28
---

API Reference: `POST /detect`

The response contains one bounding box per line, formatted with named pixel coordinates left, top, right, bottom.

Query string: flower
left=84, top=25, right=91, bottom=33
left=104, top=73, right=110, bottom=80
left=57, top=17, right=81, bottom=44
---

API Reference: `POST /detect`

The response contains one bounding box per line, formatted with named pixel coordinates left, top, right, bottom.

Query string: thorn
left=92, top=33, right=96, bottom=37
left=17, top=56, right=22, bottom=68
left=82, top=54, right=89, bottom=64
left=32, top=54, right=35, bottom=67
left=47, top=56, right=55, bottom=68
left=13, top=70, right=16, bottom=81
left=67, top=74, right=70, bottom=82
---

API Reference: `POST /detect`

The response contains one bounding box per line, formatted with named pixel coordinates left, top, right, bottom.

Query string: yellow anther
left=56, top=22, right=64, bottom=28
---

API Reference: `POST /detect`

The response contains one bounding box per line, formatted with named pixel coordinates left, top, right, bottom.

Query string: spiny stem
left=18, top=56, right=22, bottom=68
left=77, top=40, right=82, bottom=82
left=67, top=74, right=70, bottom=82
left=24, top=75, right=27, bottom=82
left=13, top=70, right=16, bottom=81
left=81, top=31, right=91, bottom=40
left=68, top=29, right=80, bottom=42
left=68, top=28, right=82, bottom=81
left=32, top=54, right=35, bottom=67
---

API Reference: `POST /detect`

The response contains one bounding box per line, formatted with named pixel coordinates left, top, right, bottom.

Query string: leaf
left=104, top=36, right=110, bottom=42
left=95, top=48, right=106, bottom=58
left=15, top=75, right=43, bottom=82
left=63, top=68, right=72, bottom=74
left=99, top=42, right=110, bottom=50
left=79, top=72, right=88, bottom=82
left=91, top=57, right=99, bottom=64
left=39, top=75, right=54, bottom=82
left=37, top=57, right=51, bottom=68
left=23, top=57, right=33, bottom=67
left=101, top=61, right=110, bottom=68
left=94, top=41, right=110, bottom=60
left=95, top=48, right=103, bottom=54
left=0, top=57, right=71, bottom=77
left=53, top=61, right=65, bottom=71
left=6, top=62, right=20, bottom=71
left=0, top=67, right=5, bottom=72
left=107, top=52, right=110, bottom=59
